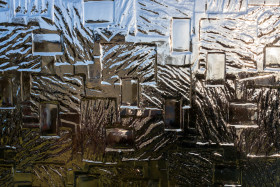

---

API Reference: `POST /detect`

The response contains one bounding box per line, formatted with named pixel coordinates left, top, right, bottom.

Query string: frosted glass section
left=172, top=18, right=190, bottom=52
left=206, top=53, right=225, bottom=84
left=84, top=1, right=114, bottom=23
left=265, top=47, right=280, bottom=68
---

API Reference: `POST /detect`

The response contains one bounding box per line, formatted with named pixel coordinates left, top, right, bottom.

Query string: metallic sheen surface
left=1, top=0, right=280, bottom=186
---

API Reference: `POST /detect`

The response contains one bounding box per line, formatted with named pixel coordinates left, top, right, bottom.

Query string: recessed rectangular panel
left=121, top=79, right=138, bottom=106
left=172, top=18, right=190, bottom=52
left=228, top=102, right=258, bottom=126
left=164, top=99, right=181, bottom=130
left=0, top=77, right=13, bottom=107
left=40, top=103, right=58, bottom=136
left=106, top=128, right=134, bottom=148
left=206, top=53, right=225, bottom=85
left=265, top=47, right=280, bottom=68
left=33, top=34, right=62, bottom=54
left=84, top=1, right=114, bottom=23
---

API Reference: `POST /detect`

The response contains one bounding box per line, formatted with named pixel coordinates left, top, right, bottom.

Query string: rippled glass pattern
left=1, top=0, right=280, bottom=186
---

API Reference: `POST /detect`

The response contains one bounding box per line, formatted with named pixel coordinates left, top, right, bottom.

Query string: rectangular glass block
left=265, top=47, right=280, bottom=68
left=164, top=99, right=181, bottom=130
left=228, top=102, right=258, bottom=126
left=33, top=33, right=62, bottom=54
left=172, top=18, right=191, bottom=52
left=206, top=53, right=225, bottom=85
left=121, top=79, right=138, bottom=106
left=0, top=77, right=13, bottom=107
left=106, top=128, right=134, bottom=148
left=84, top=1, right=114, bottom=23
left=40, top=103, right=58, bottom=135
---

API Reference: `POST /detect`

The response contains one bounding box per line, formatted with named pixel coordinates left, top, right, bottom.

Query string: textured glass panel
left=2, top=0, right=280, bottom=186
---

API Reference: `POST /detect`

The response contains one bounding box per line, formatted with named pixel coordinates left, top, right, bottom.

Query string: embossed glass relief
left=3, top=0, right=280, bottom=186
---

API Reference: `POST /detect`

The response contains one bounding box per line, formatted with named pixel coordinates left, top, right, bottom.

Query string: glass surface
left=164, top=99, right=181, bottom=130
left=40, top=103, right=58, bottom=136
left=1, top=0, right=280, bottom=186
